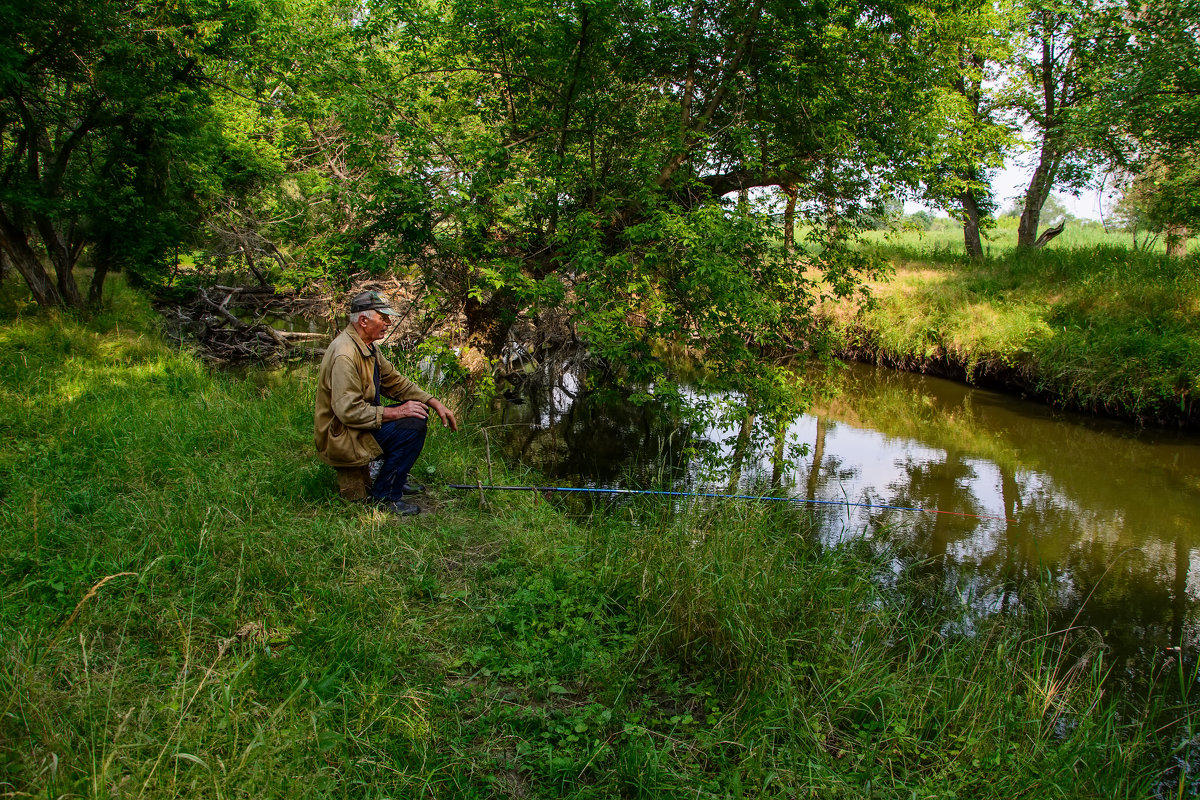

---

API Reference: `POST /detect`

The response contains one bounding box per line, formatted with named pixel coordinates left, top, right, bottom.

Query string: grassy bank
left=1, top=279, right=1195, bottom=798
left=829, top=238, right=1200, bottom=426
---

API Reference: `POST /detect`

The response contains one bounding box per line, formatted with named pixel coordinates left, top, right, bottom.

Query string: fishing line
left=446, top=484, right=1015, bottom=522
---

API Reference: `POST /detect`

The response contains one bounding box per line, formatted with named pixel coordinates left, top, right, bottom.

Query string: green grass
left=858, top=217, right=1195, bottom=257
left=825, top=240, right=1200, bottom=423
left=1, top=276, right=1195, bottom=798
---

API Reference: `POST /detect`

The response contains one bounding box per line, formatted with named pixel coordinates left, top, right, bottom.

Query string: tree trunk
left=1166, top=226, right=1189, bottom=257
left=960, top=183, right=984, bottom=260
left=548, top=6, right=591, bottom=239
left=35, top=217, right=84, bottom=306
left=822, top=162, right=839, bottom=244
left=243, top=247, right=269, bottom=288
left=464, top=289, right=519, bottom=357
left=1016, top=153, right=1057, bottom=249
left=953, top=50, right=988, bottom=262
left=770, top=421, right=786, bottom=488
left=1032, top=221, right=1065, bottom=248
left=727, top=408, right=755, bottom=491
left=1017, top=32, right=1061, bottom=251
left=654, top=0, right=764, bottom=190
left=0, top=213, right=63, bottom=306
left=782, top=183, right=797, bottom=256
left=88, top=259, right=110, bottom=307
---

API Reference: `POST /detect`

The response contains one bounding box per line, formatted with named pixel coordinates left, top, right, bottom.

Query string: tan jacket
left=314, top=325, right=433, bottom=467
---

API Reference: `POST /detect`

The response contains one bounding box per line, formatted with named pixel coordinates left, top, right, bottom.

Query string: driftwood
left=159, top=285, right=332, bottom=364
left=275, top=331, right=327, bottom=340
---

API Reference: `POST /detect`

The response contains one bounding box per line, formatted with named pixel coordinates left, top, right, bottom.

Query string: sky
left=992, top=161, right=1109, bottom=221
left=905, top=154, right=1115, bottom=222
left=907, top=163, right=1113, bottom=220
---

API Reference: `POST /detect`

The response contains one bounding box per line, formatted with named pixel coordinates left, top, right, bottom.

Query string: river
left=487, top=357, right=1200, bottom=683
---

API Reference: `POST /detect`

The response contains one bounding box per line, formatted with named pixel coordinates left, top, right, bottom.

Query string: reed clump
left=0, top=277, right=1193, bottom=798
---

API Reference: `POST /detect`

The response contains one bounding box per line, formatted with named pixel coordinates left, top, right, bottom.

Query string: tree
left=0, top=0, right=256, bottom=307
left=202, top=0, right=968, bottom=407
left=336, top=0, right=962, bottom=398
left=1005, top=0, right=1108, bottom=249
left=1112, top=158, right=1200, bottom=254
left=1093, top=0, right=1200, bottom=255
left=918, top=0, right=1016, bottom=259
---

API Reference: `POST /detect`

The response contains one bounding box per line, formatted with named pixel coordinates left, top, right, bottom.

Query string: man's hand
left=381, top=400, right=429, bottom=422
left=428, top=398, right=459, bottom=432
left=380, top=398, right=458, bottom=431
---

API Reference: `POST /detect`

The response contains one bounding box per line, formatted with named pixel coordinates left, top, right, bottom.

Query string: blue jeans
left=369, top=419, right=427, bottom=502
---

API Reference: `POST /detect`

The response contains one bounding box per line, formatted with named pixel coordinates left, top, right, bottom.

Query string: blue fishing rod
left=446, top=484, right=1014, bottom=522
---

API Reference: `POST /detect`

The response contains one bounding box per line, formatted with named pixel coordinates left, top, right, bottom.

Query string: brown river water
left=488, top=358, right=1200, bottom=683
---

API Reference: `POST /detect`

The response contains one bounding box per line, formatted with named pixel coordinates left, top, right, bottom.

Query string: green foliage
left=914, top=0, right=1015, bottom=241
left=1082, top=0, right=1200, bottom=245
left=0, top=0, right=262, bottom=305
left=461, top=566, right=634, bottom=682
left=1112, top=157, right=1200, bottom=250
left=1089, top=0, right=1200, bottom=158
left=171, top=0, right=984, bottom=411
left=995, top=0, right=1116, bottom=248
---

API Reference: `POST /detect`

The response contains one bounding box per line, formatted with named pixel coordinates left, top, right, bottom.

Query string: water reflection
left=489, top=358, right=1200, bottom=680
left=489, top=354, right=695, bottom=486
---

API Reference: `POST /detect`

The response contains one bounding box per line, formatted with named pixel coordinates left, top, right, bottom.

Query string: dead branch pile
left=155, top=274, right=579, bottom=369
left=158, top=285, right=333, bottom=365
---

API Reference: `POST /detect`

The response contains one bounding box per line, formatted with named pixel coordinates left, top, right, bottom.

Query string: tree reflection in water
left=488, top=356, right=1200, bottom=688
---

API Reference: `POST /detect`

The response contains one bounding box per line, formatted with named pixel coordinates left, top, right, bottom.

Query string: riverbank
left=1, top=279, right=1193, bottom=798
left=130, top=229, right=1200, bottom=430
left=822, top=242, right=1200, bottom=428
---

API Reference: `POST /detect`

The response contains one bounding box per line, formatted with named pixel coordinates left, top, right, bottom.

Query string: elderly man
left=314, top=291, right=458, bottom=516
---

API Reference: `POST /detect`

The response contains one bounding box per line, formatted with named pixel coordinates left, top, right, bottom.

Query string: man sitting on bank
left=314, top=291, right=458, bottom=516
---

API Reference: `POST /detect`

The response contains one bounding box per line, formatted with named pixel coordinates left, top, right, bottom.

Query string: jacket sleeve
left=329, top=354, right=384, bottom=430
left=378, top=352, right=434, bottom=405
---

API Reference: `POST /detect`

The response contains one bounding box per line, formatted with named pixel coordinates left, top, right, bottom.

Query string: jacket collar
left=343, top=324, right=376, bottom=359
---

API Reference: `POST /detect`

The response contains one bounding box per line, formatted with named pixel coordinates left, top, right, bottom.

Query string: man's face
left=358, top=310, right=391, bottom=345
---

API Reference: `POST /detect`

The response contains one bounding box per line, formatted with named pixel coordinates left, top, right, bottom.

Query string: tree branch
left=656, top=0, right=765, bottom=188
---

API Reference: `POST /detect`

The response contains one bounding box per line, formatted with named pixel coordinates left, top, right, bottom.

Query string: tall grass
left=0, top=276, right=1192, bottom=798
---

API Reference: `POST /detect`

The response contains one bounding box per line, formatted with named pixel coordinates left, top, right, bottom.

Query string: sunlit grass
left=824, top=241, right=1200, bottom=421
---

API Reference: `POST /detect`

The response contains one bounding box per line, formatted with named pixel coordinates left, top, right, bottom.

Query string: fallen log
left=274, top=330, right=328, bottom=341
